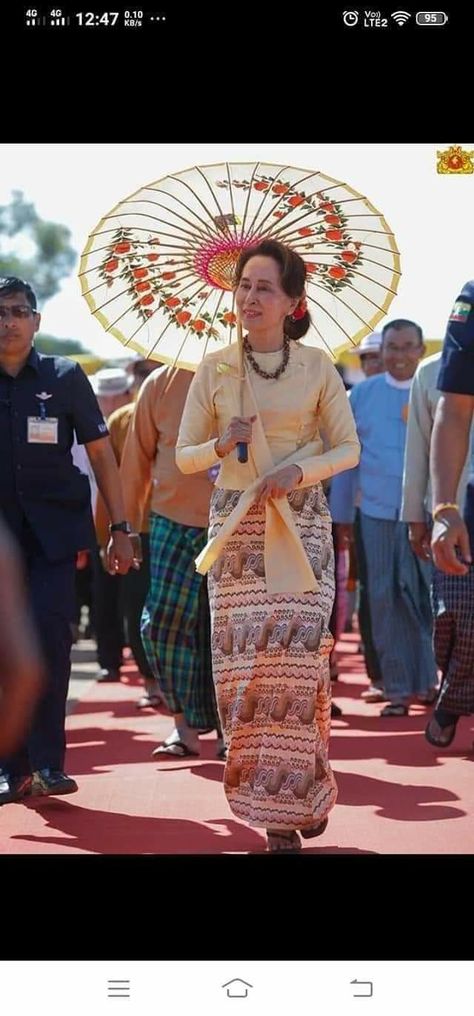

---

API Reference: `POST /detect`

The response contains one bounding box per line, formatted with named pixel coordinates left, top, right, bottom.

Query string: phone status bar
left=24, top=9, right=167, bottom=28
left=340, top=10, right=450, bottom=29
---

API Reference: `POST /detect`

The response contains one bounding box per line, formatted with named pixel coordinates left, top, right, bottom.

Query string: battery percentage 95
left=415, top=12, right=448, bottom=24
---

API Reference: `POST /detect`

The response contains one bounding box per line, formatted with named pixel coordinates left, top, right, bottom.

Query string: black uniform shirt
left=0, top=347, right=108, bottom=560
left=437, top=280, right=474, bottom=395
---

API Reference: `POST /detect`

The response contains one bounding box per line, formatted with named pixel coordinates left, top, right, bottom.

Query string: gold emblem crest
left=437, top=145, right=474, bottom=174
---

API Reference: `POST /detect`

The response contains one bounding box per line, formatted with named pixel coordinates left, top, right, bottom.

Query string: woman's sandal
left=266, top=830, right=301, bottom=853
left=300, top=817, right=329, bottom=839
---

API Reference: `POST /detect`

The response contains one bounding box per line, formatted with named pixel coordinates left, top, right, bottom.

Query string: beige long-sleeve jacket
left=176, top=341, right=360, bottom=593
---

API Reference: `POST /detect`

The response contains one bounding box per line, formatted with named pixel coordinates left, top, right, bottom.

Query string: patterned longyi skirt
left=207, top=483, right=338, bottom=831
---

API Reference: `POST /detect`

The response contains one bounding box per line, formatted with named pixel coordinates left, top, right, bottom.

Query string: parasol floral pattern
left=79, top=162, right=401, bottom=368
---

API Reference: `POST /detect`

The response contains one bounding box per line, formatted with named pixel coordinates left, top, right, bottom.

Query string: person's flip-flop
left=425, top=713, right=458, bottom=748
left=381, top=703, right=409, bottom=717
left=361, top=686, right=387, bottom=703
left=152, top=740, right=199, bottom=758
left=136, top=693, right=163, bottom=710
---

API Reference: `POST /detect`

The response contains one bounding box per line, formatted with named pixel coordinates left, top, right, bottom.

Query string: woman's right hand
left=215, top=415, right=257, bottom=457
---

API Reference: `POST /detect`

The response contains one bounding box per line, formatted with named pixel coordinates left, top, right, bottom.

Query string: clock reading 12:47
left=75, top=11, right=144, bottom=25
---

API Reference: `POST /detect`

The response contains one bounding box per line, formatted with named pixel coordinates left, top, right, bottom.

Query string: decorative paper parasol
left=79, top=161, right=401, bottom=369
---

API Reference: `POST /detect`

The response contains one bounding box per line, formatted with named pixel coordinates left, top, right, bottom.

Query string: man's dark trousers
left=92, top=545, right=124, bottom=673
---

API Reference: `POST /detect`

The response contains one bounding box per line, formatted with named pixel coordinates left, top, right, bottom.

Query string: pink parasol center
left=193, top=232, right=258, bottom=292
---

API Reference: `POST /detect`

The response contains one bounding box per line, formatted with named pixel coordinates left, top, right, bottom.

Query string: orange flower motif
left=272, top=183, right=289, bottom=194
left=325, top=229, right=344, bottom=242
left=304, top=263, right=318, bottom=274
left=114, top=242, right=131, bottom=254
left=328, top=265, right=347, bottom=280
left=147, top=253, right=159, bottom=261
left=320, top=202, right=335, bottom=212
left=140, top=294, right=154, bottom=306
left=133, top=267, right=148, bottom=279
left=341, top=250, right=358, bottom=264
left=273, top=211, right=286, bottom=219
left=222, top=311, right=237, bottom=324
left=162, top=271, right=176, bottom=280
left=324, top=214, right=341, bottom=225
left=298, top=227, right=314, bottom=237
left=165, top=296, right=181, bottom=308
left=190, top=319, right=206, bottom=332
left=176, top=310, right=191, bottom=326
left=288, top=194, right=305, bottom=207
left=105, top=259, right=119, bottom=272
left=135, top=281, right=151, bottom=292
left=254, top=181, right=270, bottom=191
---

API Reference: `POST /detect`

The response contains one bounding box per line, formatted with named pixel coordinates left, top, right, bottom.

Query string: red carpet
left=1, top=633, right=473, bottom=853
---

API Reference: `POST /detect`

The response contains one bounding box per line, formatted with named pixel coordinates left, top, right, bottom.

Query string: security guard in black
left=0, top=277, right=131, bottom=804
left=0, top=346, right=108, bottom=558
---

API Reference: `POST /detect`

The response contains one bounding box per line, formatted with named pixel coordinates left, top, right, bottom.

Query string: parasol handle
left=236, top=317, right=248, bottom=464
left=237, top=442, right=248, bottom=464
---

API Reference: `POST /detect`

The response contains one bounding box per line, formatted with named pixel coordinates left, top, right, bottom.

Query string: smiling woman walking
left=176, top=240, right=360, bottom=852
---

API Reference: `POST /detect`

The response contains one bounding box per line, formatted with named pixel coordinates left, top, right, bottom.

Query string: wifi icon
left=391, top=10, right=412, bottom=24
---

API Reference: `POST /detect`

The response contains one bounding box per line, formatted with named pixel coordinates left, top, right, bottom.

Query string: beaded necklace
left=243, top=334, right=290, bottom=380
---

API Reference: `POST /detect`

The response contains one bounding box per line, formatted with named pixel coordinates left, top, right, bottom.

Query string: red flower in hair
left=292, top=297, right=308, bottom=320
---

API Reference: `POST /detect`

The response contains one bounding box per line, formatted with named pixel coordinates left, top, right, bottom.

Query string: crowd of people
left=1, top=256, right=473, bottom=853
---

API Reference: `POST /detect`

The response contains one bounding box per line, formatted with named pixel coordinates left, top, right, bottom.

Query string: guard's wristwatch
left=109, top=521, right=132, bottom=534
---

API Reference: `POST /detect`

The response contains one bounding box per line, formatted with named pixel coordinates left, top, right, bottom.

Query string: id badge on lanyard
left=27, top=396, right=59, bottom=444
left=27, top=417, right=59, bottom=443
